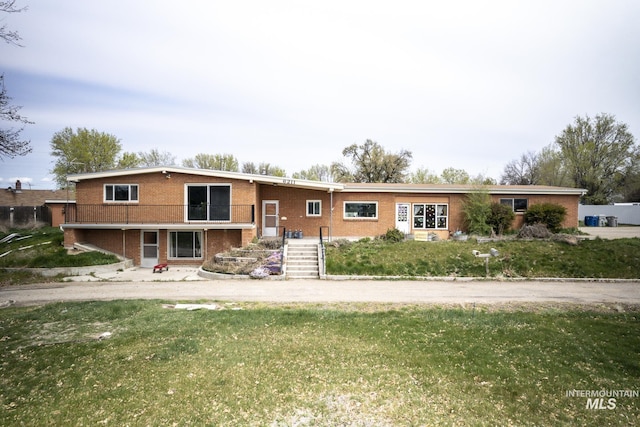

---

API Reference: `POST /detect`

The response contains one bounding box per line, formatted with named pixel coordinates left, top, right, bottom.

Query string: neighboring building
left=61, top=166, right=585, bottom=267
left=0, top=180, right=71, bottom=227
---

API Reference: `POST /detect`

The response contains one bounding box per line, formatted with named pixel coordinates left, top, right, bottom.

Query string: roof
left=0, top=188, right=71, bottom=206
left=67, top=167, right=586, bottom=196
left=67, top=166, right=345, bottom=192
left=342, top=182, right=586, bottom=195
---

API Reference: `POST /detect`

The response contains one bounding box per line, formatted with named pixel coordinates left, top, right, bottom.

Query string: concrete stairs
left=285, top=240, right=320, bottom=279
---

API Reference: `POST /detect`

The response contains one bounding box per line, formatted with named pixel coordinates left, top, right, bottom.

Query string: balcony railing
left=65, top=204, right=255, bottom=225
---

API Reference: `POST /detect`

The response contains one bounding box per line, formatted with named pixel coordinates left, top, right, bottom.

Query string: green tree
left=182, top=153, right=239, bottom=171
left=117, top=152, right=141, bottom=169
left=409, top=167, right=441, bottom=184
left=536, top=145, right=572, bottom=187
left=332, top=139, right=412, bottom=183
left=555, top=113, right=638, bottom=204
left=50, top=127, right=122, bottom=187
left=292, top=164, right=334, bottom=181
left=440, top=167, right=470, bottom=184
left=241, top=162, right=286, bottom=177
left=137, top=149, right=176, bottom=167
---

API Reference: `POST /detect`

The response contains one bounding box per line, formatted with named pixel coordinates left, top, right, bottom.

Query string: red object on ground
left=153, top=263, right=168, bottom=273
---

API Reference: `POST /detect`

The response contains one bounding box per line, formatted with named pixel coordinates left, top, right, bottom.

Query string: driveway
left=2, top=278, right=639, bottom=307
left=578, top=226, right=640, bottom=239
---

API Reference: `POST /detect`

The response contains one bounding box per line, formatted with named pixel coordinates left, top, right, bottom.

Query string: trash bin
left=598, top=215, right=607, bottom=227
left=607, top=216, right=618, bottom=227
left=584, top=216, right=598, bottom=226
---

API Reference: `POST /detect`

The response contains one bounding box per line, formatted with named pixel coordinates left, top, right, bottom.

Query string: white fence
left=578, top=205, right=640, bottom=225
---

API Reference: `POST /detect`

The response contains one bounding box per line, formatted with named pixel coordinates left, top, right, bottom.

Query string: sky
left=1, top=0, right=639, bottom=189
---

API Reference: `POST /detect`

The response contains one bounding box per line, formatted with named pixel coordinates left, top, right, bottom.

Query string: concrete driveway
left=2, top=278, right=639, bottom=307
left=579, top=226, right=640, bottom=239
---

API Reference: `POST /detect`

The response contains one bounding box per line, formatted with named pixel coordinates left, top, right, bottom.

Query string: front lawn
left=325, top=238, right=640, bottom=279
left=1, top=301, right=638, bottom=425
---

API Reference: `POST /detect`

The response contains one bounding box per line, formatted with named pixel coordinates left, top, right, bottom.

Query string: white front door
left=395, top=203, right=410, bottom=235
left=262, top=200, right=279, bottom=237
left=141, top=230, right=159, bottom=267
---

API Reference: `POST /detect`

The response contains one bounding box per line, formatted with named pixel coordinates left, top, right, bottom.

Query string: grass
left=0, top=301, right=639, bottom=425
left=0, top=227, right=119, bottom=285
left=326, top=237, right=640, bottom=279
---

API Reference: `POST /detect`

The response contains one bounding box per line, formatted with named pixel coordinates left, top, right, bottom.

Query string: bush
left=462, top=189, right=492, bottom=235
left=487, top=203, right=516, bottom=235
left=524, top=203, right=567, bottom=233
left=381, top=228, right=405, bottom=243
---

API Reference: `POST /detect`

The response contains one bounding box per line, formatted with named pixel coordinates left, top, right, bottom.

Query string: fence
left=0, top=205, right=52, bottom=227
left=578, top=205, right=640, bottom=225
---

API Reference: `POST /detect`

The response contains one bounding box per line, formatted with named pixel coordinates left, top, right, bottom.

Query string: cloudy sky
left=2, top=0, right=639, bottom=189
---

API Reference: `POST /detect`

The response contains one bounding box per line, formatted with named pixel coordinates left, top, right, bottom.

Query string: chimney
left=15, top=180, right=22, bottom=193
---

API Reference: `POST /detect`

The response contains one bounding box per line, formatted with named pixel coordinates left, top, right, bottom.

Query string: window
left=500, top=198, right=528, bottom=213
left=105, top=184, right=138, bottom=202
left=344, top=202, right=378, bottom=219
left=187, top=185, right=231, bottom=221
left=413, top=203, right=448, bottom=229
left=307, top=200, right=321, bottom=217
left=169, top=231, right=202, bottom=259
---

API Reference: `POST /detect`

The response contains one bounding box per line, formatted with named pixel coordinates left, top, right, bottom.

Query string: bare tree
left=500, top=151, right=541, bottom=185
left=1, top=1, right=31, bottom=159
left=0, top=74, right=32, bottom=158
left=0, top=1, right=26, bottom=46
left=138, top=149, right=176, bottom=167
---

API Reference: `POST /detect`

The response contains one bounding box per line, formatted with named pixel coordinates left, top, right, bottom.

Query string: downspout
left=121, top=228, right=126, bottom=260
left=329, top=189, right=333, bottom=242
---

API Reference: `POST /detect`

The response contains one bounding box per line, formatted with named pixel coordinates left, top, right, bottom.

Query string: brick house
left=61, top=166, right=585, bottom=267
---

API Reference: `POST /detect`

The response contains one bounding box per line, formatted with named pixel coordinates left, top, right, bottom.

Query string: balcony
left=65, top=204, right=255, bottom=225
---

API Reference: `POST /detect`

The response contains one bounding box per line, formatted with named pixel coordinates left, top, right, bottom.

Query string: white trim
left=343, top=201, right=378, bottom=220
left=262, top=200, right=279, bottom=237
left=167, top=230, right=204, bottom=260
left=140, top=230, right=159, bottom=267
left=184, top=183, right=232, bottom=222
left=306, top=200, right=322, bottom=217
left=412, top=203, right=449, bottom=230
left=104, top=183, right=139, bottom=203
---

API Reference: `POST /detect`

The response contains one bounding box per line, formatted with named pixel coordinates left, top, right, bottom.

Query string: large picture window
left=500, top=198, right=528, bottom=213
left=105, top=184, right=138, bottom=202
left=344, top=202, right=378, bottom=219
left=413, top=203, right=448, bottom=229
left=187, top=185, right=231, bottom=221
left=169, top=231, right=202, bottom=259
